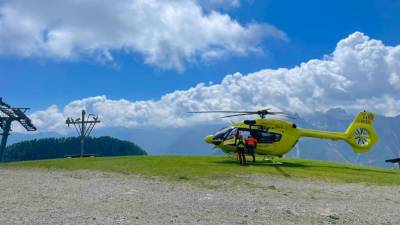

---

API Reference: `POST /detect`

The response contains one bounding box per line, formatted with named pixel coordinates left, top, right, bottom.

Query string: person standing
left=245, top=135, right=257, bottom=163
left=236, top=134, right=246, bottom=165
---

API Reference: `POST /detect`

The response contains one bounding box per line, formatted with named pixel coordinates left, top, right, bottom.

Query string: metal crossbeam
left=0, top=98, right=37, bottom=161
left=66, top=110, right=100, bottom=157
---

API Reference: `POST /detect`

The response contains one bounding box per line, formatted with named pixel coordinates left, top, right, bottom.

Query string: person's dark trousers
left=241, top=148, right=247, bottom=165
left=247, top=146, right=256, bottom=163
left=242, top=151, right=247, bottom=165
left=237, top=147, right=246, bottom=165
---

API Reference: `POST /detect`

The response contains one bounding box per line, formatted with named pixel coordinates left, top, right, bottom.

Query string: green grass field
left=1, top=156, right=399, bottom=186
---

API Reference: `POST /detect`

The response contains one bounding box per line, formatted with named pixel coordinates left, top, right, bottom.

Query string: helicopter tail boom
left=299, top=112, right=378, bottom=153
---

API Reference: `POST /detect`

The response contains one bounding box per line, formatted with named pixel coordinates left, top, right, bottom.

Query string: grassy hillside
left=1, top=156, right=399, bottom=186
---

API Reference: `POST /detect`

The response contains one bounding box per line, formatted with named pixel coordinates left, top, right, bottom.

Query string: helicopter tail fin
left=344, top=112, right=379, bottom=153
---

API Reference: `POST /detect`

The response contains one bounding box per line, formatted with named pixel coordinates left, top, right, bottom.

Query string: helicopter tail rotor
left=344, top=112, right=379, bottom=153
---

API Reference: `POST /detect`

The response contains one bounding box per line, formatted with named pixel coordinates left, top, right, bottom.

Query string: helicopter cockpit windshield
left=213, top=127, right=234, bottom=141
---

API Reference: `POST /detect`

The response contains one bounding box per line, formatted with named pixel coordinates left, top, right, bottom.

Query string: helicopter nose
left=204, top=135, right=214, bottom=144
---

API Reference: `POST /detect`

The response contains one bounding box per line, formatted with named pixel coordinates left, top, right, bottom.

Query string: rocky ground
left=0, top=169, right=399, bottom=225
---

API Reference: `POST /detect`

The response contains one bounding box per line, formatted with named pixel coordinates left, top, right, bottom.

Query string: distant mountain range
left=7, top=108, right=400, bottom=168
left=287, top=108, right=400, bottom=168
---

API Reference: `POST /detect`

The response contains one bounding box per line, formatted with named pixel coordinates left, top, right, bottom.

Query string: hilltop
left=2, top=156, right=399, bottom=186
left=3, top=136, right=146, bottom=162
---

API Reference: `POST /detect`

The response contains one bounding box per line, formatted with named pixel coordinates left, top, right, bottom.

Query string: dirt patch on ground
left=0, top=169, right=399, bottom=225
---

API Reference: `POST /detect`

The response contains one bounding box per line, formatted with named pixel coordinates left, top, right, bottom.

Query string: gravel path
left=0, top=169, right=399, bottom=225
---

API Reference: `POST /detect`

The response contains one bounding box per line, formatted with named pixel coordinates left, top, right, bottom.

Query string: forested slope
left=3, top=136, right=146, bottom=162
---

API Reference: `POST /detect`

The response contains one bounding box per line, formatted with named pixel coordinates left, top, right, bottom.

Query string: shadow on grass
left=213, top=159, right=398, bottom=175
left=214, top=159, right=308, bottom=168
left=274, top=166, right=291, bottom=177
left=213, top=160, right=306, bottom=177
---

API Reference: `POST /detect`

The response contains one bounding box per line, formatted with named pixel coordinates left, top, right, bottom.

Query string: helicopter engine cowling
left=244, top=120, right=256, bottom=126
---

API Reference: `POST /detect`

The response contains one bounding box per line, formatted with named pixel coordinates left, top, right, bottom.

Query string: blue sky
left=1, top=0, right=398, bottom=110
left=1, top=0, right=399, bottom=132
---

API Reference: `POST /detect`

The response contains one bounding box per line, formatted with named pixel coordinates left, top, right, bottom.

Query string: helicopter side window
left=252, top=130, right=282, bottom=143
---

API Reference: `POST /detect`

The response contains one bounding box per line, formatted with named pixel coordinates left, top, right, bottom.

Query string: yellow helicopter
left=189, top=109, right=379, bottom=158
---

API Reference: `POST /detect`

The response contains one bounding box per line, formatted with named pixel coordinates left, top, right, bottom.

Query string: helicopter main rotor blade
left=266, top=111, right=297, bottom=119
left=268, top=111, right=295, bottom=116
left=220, top=113, right=254, bottom=118
left=267, top=111, right=286, bottom=115
left=187, top=108, right=299, bottom=120
left=188, top=111, right=258, bottom=114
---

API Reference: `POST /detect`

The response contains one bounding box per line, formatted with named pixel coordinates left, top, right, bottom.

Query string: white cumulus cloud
left=0, top=0, right=286, bottom=71
left=198, top=0, right=241, bottom=10
left=28, top=32, right=400, bottom=133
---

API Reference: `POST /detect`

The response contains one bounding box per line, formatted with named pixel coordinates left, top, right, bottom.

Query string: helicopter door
left=223, top=127, right=239, bottom=147
left=224, top=128, right=251, bottom=147
left=238, top=129, right=250, bottom=139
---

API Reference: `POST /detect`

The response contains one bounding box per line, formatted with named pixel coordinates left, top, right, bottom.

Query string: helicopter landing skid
left=262, top=156, right=283, bottom=165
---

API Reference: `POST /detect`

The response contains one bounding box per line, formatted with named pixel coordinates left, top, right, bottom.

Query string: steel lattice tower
left=0, top=98, right=36, bottom=161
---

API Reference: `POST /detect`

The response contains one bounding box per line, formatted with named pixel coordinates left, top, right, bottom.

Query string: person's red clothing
left=245, top=137, right=257, bottom=146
